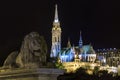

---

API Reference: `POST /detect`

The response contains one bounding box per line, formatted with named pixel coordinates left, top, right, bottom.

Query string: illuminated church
left=50, top=5, right=96, bottom=63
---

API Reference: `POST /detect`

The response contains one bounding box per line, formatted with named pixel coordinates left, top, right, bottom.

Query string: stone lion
left=3, top=51, right=19, bottom=69
left=3, top=32, right=47, bottom=69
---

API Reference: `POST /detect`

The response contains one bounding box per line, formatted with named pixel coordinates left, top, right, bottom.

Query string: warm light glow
left=54, top=19, right=58, bottom=22
left=62, top=62, right=99, bottom=73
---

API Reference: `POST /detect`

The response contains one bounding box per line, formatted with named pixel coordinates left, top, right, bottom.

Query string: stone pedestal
left=0, top=68, right=65, bottom=80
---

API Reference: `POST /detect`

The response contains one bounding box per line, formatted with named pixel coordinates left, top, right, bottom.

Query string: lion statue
left=3, top=32, right=47, bottom=69
left=3, top=51, right=19, bottom=69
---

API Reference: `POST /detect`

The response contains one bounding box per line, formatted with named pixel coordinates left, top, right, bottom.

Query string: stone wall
left=0, top=68, right=65, bottom=80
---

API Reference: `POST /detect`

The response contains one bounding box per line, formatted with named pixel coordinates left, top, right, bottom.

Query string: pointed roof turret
left=52, top=4, right=61, bottom=30
left=79, top=31, right=83, bottom=48
left=72, top=44, right=75, bottom=53
left=67, top=38, right=71, bottom=48
left=54, top=4, right=59, bottom=23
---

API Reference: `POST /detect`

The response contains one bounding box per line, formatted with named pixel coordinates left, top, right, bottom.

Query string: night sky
left=0, top=0, right=120, bottom=66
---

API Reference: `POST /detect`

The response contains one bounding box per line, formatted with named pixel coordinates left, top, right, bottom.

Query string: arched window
left=58, top=37, right=60, bottom=42
left=55, top=37, right=57, bottom=42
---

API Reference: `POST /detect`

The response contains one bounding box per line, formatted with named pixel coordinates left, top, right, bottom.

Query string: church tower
left=79, top=31, right=83, bottom=48
left=50, top=5, right=61, bottom=58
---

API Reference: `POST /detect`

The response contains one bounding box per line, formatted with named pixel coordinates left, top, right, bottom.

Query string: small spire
left=67, top=38, right=71, bottom=48
left=79, top=30, right=83, bottom=48
left=89, top=42, right=92, bottom=46
left=80, top=30, right=81, bottom=35
left=72, top=44, right=75, bottom=53
left=54, top=4, right=59, bottom=22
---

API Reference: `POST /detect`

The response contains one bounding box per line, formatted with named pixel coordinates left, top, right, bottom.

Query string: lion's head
left=16, top=32, right=47, bottom=68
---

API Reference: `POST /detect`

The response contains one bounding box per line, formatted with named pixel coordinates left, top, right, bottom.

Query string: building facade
left=50, top=5, right=96, bottom=63
left=50, top=5, right=120, bottom=72
left=96, top=48, right=120, bottom=67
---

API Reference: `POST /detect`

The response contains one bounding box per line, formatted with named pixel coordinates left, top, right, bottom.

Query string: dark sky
left=0, top=0, right=120, bottom=65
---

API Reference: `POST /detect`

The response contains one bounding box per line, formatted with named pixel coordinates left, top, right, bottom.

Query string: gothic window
left=55, top=37, right=57, bottom=42
left=58, top=45, right=59, bottom=50
left=58, top=37, right=59, bottom=42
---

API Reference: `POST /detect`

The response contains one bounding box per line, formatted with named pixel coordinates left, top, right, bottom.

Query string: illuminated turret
left=50, top=4, right=61, bottom=58
left=67, top=38, right=71, bottom=48
left=79, top=31, right=83, bottom=48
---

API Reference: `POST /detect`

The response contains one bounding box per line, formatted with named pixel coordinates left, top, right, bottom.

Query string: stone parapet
left=0, top=68, right=65, bottom=80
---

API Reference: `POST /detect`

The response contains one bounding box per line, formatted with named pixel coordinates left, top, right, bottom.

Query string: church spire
left=79, top=31, right=83, bottom=48
left=54, top=4, right=59, bottom=23
left=67, top=38, right=71, bottom=48
left=51, top=4, right=61, bottom=58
